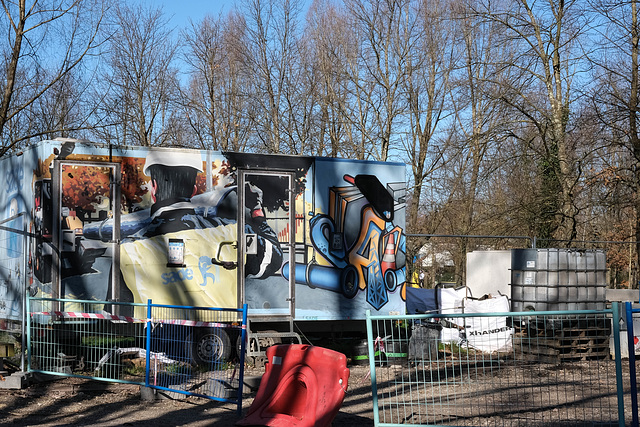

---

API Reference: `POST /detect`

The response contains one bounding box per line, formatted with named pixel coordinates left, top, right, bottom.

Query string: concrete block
left=0, top=372, right=30, bottom=389
left=140, top=386, right=157, bottom=402
left=606, top=289, right=639, bottom=302
left=242, top=375, right=262, bottom=393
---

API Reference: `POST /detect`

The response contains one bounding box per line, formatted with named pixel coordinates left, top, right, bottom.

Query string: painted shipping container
left=0, top=139, right=407, bottom=327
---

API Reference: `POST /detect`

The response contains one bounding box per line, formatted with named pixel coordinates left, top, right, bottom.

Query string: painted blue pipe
left=282, top=262, right=359, bottom=298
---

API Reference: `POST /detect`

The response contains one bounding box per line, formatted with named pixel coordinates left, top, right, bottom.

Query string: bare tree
left=95, top=4, right=178, bottom=147
left=32, top=70, right=83, bottom=139
left=303, top=0, right=353, bottom=157
left=342, top=0, right=414, bottom=161
left=182, top=12, right=253, bottom=151
left=283, top=25, right=325, bottom=156
left=403, top=0, right=455, bottom=232
left=0, top=0, right=107, bottom=155
left=392, top=0, right=454, bottom=283
left=241, top=0, right=305, bottom=154
left=588, top=0, right=640, bottom=285
left=442, top=0, right=519, bottom=282
left=476, top=0, right=591, bottom=242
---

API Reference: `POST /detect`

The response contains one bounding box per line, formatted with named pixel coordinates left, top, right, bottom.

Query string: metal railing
left=366, top=307, right=626, bottom=427
left=27, top=297, right=247, bottom=414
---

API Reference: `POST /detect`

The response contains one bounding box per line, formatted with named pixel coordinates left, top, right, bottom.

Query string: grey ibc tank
left=510, top=248, right=607, bottom=312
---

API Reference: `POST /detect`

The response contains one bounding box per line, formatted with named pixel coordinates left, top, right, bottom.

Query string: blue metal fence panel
left=145, top=301, right=246, bottom=412
left=366, top=309, right=626, bottom=427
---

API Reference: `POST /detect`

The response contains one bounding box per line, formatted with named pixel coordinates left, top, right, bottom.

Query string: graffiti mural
left=0, top=156, right=26, bottom=323
left=283, top=172, right=407, bottom=312
left=0, top=140, right=407, bottom=324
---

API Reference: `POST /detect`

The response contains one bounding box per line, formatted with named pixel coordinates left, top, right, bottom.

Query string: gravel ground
left=0, top=364, right=375, bottom=427
left=2, top=358, right=637, bottom=426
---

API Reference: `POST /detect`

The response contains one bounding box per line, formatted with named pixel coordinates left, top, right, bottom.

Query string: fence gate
left=28, top=297, right=247, bottom=414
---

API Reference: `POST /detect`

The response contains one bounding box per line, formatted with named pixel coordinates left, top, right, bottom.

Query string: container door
left=51, top=160, right=121, bottom=303
left=238, top=170, right=294, bottom=317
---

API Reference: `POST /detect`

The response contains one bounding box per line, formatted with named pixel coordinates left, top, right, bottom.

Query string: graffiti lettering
left=198, top=256, right=216, bottom=287
left=349, top=207, right=385, bottom=287
left=349, top=208, right=388, bottom=310
left=161, top=268, right=194, bottom=285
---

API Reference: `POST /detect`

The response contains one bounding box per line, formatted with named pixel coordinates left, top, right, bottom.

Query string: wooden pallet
left=514, top=325, right=610, bottom=363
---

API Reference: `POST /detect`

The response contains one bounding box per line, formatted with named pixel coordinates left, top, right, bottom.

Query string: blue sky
left=141, top=1, right=234, bottom=28
left=137, top=1, right=314, bottom=31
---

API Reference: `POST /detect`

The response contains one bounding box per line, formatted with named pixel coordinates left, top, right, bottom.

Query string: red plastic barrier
left=237, top=344, right=350, bottom=427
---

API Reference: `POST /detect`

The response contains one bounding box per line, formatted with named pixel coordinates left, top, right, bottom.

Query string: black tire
left=192, top=329, right=232, bottom=365
left=384, top=269, right=398, bottom=292
left=236, top=334, right=245, bottom=359
left=351, top=340, right=370, bottom=365
left=341, top=265, right=359, bottom=298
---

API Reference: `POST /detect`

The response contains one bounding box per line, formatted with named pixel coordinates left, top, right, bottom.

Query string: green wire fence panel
left=28, top=298, right=148, bottom=384
left=366, top=309, right=626, bottom=427
left=27, top=296, right=247, bottom=411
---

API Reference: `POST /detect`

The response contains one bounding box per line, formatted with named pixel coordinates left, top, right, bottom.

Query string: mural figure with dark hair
left=115, top=149, right=283, bottom=311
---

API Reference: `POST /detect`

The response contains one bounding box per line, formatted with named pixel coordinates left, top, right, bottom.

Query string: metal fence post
left=26, top=294, right=31, bottom=372
left=237, top=303, right=248, bottom=416
left=21, top=213, right=28, bottom=372
left=365, top=310, right=380, bottom=427
left=627, top=301, right=639, bottom=427
left=145, top=299, right=152, bottom=388
left=612, top=302, right=626, bottom=427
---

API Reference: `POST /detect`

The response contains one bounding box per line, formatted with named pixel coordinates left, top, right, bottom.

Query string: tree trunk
left=0, top=0, right=26, bottom=141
